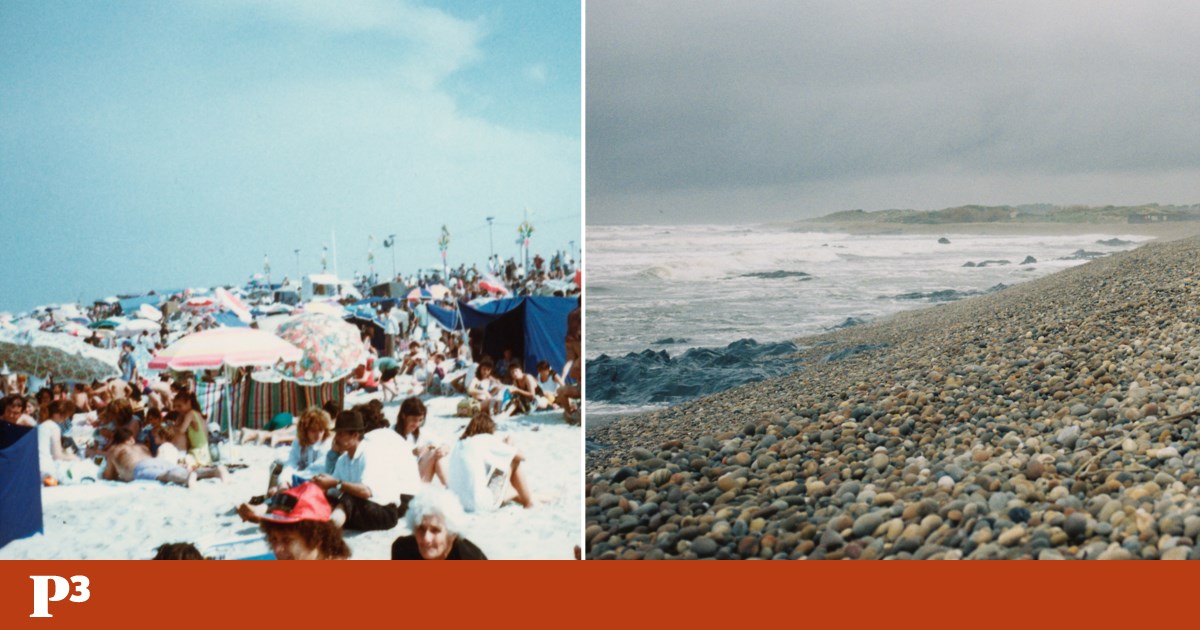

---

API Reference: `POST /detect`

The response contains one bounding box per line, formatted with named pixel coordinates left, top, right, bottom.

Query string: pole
left=487, top=216, right=495, bottom=271
left=294, top=249, right=300, bottom=286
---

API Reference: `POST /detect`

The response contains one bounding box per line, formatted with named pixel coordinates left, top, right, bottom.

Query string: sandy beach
left=3, top=394, right=581, bottom=560
left=586, top=233, right=1200, bottom=559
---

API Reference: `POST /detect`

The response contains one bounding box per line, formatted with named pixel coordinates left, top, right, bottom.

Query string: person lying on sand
left=103, top=427, right=227, bottom=488
left=391, top=486, right=486, bottom=560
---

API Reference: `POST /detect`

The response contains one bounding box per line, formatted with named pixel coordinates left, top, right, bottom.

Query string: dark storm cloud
left=587, top=1, right=1200, bottom=223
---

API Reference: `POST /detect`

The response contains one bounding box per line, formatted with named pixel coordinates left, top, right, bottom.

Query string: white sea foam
left=587, top=224, right=1147, bottom=360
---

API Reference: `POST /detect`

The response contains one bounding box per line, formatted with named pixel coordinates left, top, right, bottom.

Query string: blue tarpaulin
left=117, top=295, right=164, bottom=315
left=0, top=424, right=43, bottom=548
left=430, top=297, right=575, bottom=374
left=212, top=311, right=248, bottom=328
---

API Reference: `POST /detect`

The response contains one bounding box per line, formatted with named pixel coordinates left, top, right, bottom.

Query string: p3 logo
left=29, top=575, right=90, bottom=618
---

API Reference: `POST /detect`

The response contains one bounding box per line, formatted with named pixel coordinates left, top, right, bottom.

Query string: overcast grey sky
left=587, top=1, right=1200, bottom=224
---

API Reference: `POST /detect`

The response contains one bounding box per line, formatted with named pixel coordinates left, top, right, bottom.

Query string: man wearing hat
left=311, top=410, right=404, bottom=532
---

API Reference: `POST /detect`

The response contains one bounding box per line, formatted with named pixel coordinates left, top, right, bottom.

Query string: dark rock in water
left=1020, top=256, right=1037, bottom=265
left=651, top=337, right=689, bottom=345
left=962, top=261, right=977, bottom=267
left=890, top=284, right=1008, bottom=303
left=830, top=317, right=868, bottom=330
left=1061, top=249, right=1107, bottom=261
left=938, top=237, right=951, bottom=244
left=823, top=344, right=889, bottom=363
left=738, top=270, right=812, bottom=280
left=976, top=259, right=1011, bottom=267
left=586, top=339, right=800, bottom=405
left=1096, top=238, right=1133, bottom=246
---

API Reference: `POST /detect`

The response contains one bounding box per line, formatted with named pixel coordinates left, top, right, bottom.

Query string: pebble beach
left=586, top=230, right=1200, bottom=559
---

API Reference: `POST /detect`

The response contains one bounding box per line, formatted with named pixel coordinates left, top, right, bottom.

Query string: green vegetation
left=809, top=203, right=1200, bottom=225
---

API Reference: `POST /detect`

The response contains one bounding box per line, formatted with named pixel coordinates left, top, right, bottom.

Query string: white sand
left=0, top=393, right=581, bottom=560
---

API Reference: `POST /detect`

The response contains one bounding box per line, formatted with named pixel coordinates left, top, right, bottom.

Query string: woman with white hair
left=390, top=485, right=487, bottom=560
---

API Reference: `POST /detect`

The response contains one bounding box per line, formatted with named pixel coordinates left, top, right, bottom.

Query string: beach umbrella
left=428, top=284, right=451, bottom=300
left=478, top=279, right=510, bottom=296
left=148, top=327, right=303, bottom=371
left=181, top=296, right=218, bottom=313
left=89, top=319, right=120, bottom=330
left=273, top=313, right=366, bottom=385
left=137, top=303, right=163, bottom=321
left=0, top=330, right=119, bottom=382
left=115, top=319, right=160, bottom=337
left=406, top=287, right=433, bottom=302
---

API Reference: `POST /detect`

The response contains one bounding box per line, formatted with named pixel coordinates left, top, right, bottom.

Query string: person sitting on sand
left=394, top=397, right=448, bottom=486
left=37, top=400, right=97, bottom=483
left=377, top=355, right=402, bottom=402
left=307, top=410, right=405, bottom=532
left=103, top=427, right=228, bottom=488
left=277, top=407, right=334, bottom=489
left=391, top=485, right=486, bottom=560
left=494, top=348, right=515, bottom=384
left=2, top=394, right=36, bottom=427
left=505, top=364, right=539, bottom=415
left=173, top=392, right=211, bottom=466
left=467, top=357, right=504, bottom=416
left=447, top=410, right=536, bottom=512
left=259, top=482, right=351, bottom=560
left=71, top=383, right=92, bottom=413
left=535, top=360, right=564, bottom=410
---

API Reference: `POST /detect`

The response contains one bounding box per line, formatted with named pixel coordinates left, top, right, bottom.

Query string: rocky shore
left=586, top=235, right=1200, bottom=559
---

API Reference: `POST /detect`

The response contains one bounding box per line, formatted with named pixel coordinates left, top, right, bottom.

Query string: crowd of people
left=2, top=249, right=580, bottom=560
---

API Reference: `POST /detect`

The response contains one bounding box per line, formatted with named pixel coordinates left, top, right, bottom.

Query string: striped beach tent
left=196, top=381, right=236, bottom=433
left=232, top=378, right=345, bottom=431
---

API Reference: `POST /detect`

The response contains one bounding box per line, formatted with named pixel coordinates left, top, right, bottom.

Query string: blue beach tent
left=428, top=297, right=576, bottom=374
left=0, top=423, right=43, bottom=548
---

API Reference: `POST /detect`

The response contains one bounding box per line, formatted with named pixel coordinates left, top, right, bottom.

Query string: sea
left=585, top=223, right=1146, bottom=421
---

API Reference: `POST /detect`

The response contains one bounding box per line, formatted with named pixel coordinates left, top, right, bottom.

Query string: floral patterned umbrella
left=0, top=329, right=119, bottom=382
left=273, top=313, right=366, bottom=385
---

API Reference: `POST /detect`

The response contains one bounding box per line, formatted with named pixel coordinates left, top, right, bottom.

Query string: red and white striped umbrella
left=148, top=328, right=302, bottom=371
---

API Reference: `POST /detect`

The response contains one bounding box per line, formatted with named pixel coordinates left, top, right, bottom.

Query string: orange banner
left=1, top=561, right=1195, bottom=628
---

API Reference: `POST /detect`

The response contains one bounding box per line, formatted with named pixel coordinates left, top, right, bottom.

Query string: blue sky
left=0, top=1, right=581, bottom=312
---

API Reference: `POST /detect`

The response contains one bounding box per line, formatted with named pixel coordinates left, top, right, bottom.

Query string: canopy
left=0, top=330, right=119, bottom=381
left=149, top=328, right=302, bottom=371
left=429, top=297, right=576, bottom=374
left=273, top=313, right=366, bottom=385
